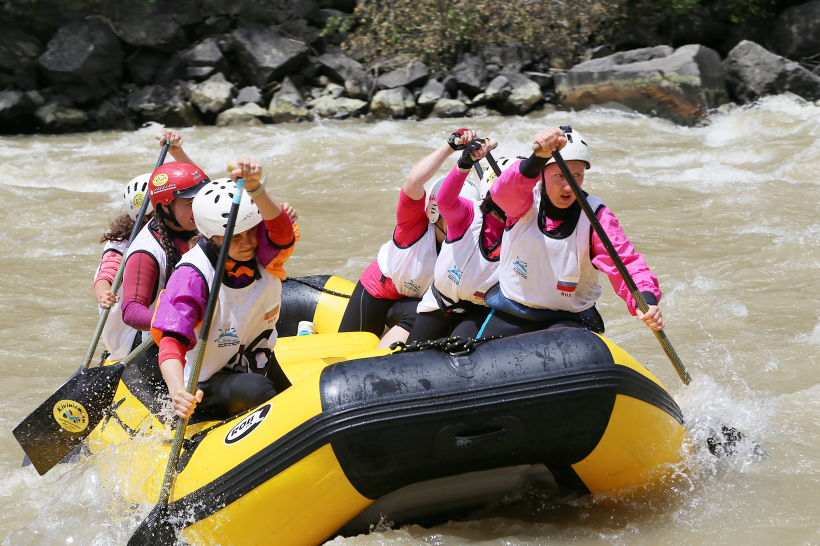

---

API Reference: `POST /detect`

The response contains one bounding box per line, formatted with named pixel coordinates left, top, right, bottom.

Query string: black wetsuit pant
left=135, top=331, right=292, bottom=421
left=406, top=307, right=494, bottom=343
left=477, top=307, right=605, bottom=338
left=338, top=281, right=420, bottom=337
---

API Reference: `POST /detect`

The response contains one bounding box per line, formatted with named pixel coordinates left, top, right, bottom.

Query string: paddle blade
left=13, top=363, right=126, bottom=475
left=128, top=503, right=178, bottom=546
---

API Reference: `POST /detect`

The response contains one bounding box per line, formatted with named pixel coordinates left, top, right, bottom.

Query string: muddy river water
left=1, top=97, right=819, bottom=545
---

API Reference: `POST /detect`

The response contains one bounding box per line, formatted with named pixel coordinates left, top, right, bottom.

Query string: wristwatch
left=246, top=176, right=267, bottom=198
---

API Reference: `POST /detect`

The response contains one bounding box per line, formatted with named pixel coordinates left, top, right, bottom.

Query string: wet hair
left=100, top=212, right=153, bottom=244
left=479, top=193, right=507, bottom=222
left=154, top=204, right=182, bottom=282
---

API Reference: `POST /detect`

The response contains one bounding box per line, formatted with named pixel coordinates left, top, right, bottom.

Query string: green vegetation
left=340, top=0, right=811, bottom=70
left=342, top=0, right=623, bottom=70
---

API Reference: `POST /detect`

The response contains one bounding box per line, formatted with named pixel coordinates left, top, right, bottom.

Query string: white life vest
left=432, top=201, right=500, bottom=308
left=376, top=223, right=438, bottom=297
left=95, top=239, right=134, bottom=361
left=498, top=190, right=604, bottom=312
left=177, top=241, right=282, bottom=385
left=102, top=221, right=172, bottom=357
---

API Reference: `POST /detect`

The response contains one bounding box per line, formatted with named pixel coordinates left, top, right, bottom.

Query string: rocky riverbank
left=3, top=0, right=820, bottom=134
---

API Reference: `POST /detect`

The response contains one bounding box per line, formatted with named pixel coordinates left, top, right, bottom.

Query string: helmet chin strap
left=158, top=203, right=184, bottom=230
left=434, top=217, right=446, bottom=237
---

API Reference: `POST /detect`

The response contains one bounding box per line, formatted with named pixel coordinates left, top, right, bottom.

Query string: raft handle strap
left=284, top=277, right=351, bottom=299
left=390, top=334, right=502, bottom=356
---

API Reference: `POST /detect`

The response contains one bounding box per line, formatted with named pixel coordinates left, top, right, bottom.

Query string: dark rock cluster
left=3, top=0, right=820, bottom=134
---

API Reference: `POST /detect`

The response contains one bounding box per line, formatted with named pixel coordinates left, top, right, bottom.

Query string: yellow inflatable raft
left=70, top=276, right=685, bottom=545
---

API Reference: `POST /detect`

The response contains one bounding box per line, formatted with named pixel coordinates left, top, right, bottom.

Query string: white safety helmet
left=547, top=128, right=591, bottom=169
left=192, top=178, right=263, bottom=239
left=479, top=157, right=517, bottom=199
left=123, top=173, right=154, bottom=221
left=424, top=176, right=481, bottom=223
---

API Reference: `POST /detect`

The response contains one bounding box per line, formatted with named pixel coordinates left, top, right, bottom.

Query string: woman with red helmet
left=110, top=134, right=211, bottom=391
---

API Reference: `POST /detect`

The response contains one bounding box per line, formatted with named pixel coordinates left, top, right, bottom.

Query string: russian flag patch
left=264, top=304, right=280, bottom=321
left=556, top=275, right=579, bottom=293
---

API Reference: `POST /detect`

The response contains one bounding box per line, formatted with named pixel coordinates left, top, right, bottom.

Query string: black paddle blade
left=13, top=362, right=127, bottom=476
left=707, top=425, right=769, bottom=459
left=128, top=502, right=178, bottom=546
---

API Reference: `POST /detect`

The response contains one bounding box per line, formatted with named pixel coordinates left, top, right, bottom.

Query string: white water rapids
left=1, top=96, right=819, bottom=545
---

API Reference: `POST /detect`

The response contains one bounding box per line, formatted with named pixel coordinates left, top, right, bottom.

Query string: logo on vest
left=557, top=275, right=579, bottom=297
left=473, top=290, right=485, bottom=300
left=215, top=327, right=240, bottom=347
left=404, top=280, right=421, bottom=292
left=447, top=266, right=463, bottom=285
left=224, top=403, right=271, bottom=445
left=513, top=256, right=528, bottom=279
left=53, top=400, right=89, bottom=433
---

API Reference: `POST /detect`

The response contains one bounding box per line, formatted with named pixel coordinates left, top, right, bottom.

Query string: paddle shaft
left=544, top=146, right=692, bottom=385
left=80, top=143, right=171, bottom=370
left=155, top=178, right=246, bottom=507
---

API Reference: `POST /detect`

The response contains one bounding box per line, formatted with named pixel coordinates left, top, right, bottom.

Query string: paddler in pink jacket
left=477, top=125, right=664, bottom=338
left=406, top=138, right=508, bottom=342
left=337, top=128, right=483, bottom=349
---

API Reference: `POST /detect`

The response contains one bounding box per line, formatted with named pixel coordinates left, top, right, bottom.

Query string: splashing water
left=3, top=96, right=820, bottom=545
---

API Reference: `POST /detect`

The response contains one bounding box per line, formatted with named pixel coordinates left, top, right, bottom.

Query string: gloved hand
left=457, top=138, right=485, bottom=169
left=447, top=128, right=473, bottom=151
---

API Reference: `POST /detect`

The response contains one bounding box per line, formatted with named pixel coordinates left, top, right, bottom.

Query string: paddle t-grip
left=453, top=137, right=498, bottom=155
left=226, top=161, right=263, bottom=179
left=531, top=128, right=566, bottom=156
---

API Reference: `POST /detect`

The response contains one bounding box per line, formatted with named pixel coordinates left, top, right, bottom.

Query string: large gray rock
left=231, top=24, right=309, bottom=87
left=0, top=91, right=37, bottom=133
left=125, top=50, right=166, bottom=86
left=480, top=43, right=532, bottom=73
left=370, top=87, right=415, bottom=118
left=92, top=100, right=136, bottom=131
left=506, top=73, right=544, bottom=113
left=377, top=60, right=428, bottom=89
left=235, top=86, right=263, bottom=106
left=724, top=40, right=820, bottom=102
left=119, top=12, right=188, bottom=52
left=307, top=95, right=367, bottom=119
left=556, top=44, right=728, bottom=126
left=126, top=85, right=202, bottom=127
left=317, top=52, right=366, bottom=82
left=774, top=0, right=820, bottom=59
left=417, top=79, right=445, bottom=106
left=180, top=37, right=229, bottom=81
left=215, top=103, right=272, bottom=126
left=431, top=98, right=468, bottom=118
left=484, top=76, right=512, bottom=102
left=38, top=18, right=124, bottom=104
left=282, top=18, right=321, bottom=44
left=34, top=103, right=89, bottom=133
left=188, top=73, right=236, bottom=114
left=345, top=70, right=373, bottom=100
left=0, top=21, right=41, bottom=90
left=449, top=55, right=487, bottom=96
left=268, top=77, right=308, bottom=122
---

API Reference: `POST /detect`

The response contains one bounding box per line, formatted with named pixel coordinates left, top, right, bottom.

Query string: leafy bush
left=343, top=0, right=624, bottom=70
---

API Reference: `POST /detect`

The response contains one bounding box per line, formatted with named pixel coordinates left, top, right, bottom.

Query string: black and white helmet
left=123, top=173, right=153, bottom=221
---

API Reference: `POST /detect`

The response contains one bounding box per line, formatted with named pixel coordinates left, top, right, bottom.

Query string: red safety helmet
left=148, top=162, right=210, bottom=207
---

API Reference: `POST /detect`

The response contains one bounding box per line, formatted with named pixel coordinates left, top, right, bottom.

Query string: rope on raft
left=284, top=277, right=351, bottom=299
left=389, top=335, right=503, bottom=357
